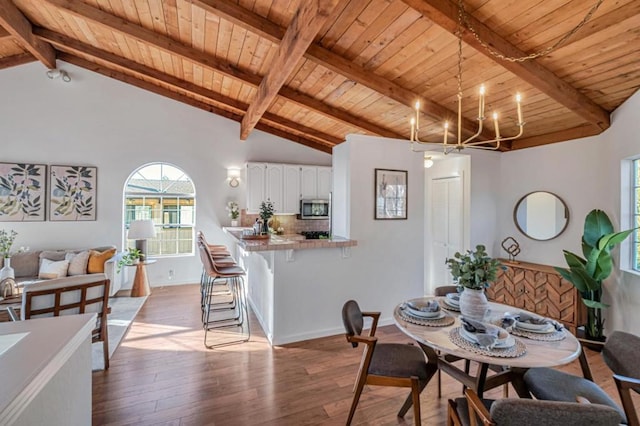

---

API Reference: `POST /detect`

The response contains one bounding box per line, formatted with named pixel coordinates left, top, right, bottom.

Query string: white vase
left=231, top=220, right=239, bottom=227
left=0, top=257, right=15, bottom=281
left=459, top=287, right=489, bottom=321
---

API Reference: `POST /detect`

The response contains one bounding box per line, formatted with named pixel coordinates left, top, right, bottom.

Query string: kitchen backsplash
left=239, top=210, right=329, bottom=234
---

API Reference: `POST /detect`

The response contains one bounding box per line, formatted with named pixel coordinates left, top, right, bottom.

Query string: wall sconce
left=227, top=168, right=241, bottom=188
left=424, top=155, right=434, bottom=169
left=46, top=68, right=71, bottom=82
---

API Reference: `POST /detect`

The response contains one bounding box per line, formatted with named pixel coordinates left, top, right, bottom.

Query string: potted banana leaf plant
left=554, top=209, right=636, bottom=341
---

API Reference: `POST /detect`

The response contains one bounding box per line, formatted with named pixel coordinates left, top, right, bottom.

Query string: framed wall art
left=374, top=168, right=407, bottom=220
left=0, top=162, right=46, bottom=222
left=49, top=165, right=97, bottom=221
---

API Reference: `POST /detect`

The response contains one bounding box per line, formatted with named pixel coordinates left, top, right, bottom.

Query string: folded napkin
left=500, top=312, right=563, bottom=331
left=407, top=299, right=440, bottom=312
left=460, top=317, right=500, bottom=348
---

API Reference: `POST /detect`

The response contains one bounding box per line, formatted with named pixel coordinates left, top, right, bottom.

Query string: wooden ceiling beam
left=58, top=53, right=333, bottom=154
left=37, top=28, right=341, bottom=148
left=240, top=0, right=339, bottom=140
left=0, top=1, right=56, bottom=68
left=43, top=0, right=402, bottom=139
left=0, top=52, right=35, bottom=70
left=0, top=27, right=11, bottom=39
left=192, top=0, right=491, bottom=139
left=401, top=0, right=611, bottom=131
left=509, top=124, right=600, bottom=150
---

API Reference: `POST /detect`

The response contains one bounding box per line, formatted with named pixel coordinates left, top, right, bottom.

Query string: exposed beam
left=0, top=52, right=35, bottom=70
left=240, top=0, right=339, bottom=140
left=0, top=1, right=56, bottom=68
left=0, top=27, right=11, bottom=39
left=401, top=0, right=611, bottom=131
left=192, top=0, right=491, bottom=139
left=44, top=0, right=403, bottom=139
left=58, top=53, right=332, bottom=154
left=510, top=124, right=600, bottom=150
left=37, top=29, right=341, bottom=148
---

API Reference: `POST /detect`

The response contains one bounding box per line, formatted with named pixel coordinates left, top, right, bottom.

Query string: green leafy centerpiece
left=554, top=209, right=636, bottom=340
left=259, top=200, right=275, bottom=235
left=446, top=244, right=505, bottom=320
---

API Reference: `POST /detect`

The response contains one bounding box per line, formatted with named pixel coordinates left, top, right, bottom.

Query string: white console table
left=0, top=313, right=95, bottom=426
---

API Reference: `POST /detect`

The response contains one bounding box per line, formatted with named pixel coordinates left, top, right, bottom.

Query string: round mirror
left=513, top=191, right=569, bottom=241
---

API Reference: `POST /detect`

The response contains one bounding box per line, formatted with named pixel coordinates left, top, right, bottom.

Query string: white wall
left=497, top=89, right=640, bottom=335
left=0, top=62, right=330, bottom=287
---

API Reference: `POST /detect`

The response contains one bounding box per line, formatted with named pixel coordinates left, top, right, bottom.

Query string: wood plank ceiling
left=1, top=0, right=638, bottom=154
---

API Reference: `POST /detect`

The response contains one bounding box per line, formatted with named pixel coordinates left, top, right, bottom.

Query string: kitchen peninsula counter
left=224, top=229, right=357, bottom=252
left=222, top=227, right=357, bottom=346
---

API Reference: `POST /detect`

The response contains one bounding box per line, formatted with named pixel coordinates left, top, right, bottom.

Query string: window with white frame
left=633, top=159, right=640, bottom=271
left=124, top=163, right=195, bottom=257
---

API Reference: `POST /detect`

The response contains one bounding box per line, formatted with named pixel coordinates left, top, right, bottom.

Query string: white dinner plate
left=515, top=321, right=556, bottom=334
left=460, top=327, right=515, bottom=349
left=445, top=293, right=460, bottom=306
left=406, top=308, right=446, bottom=320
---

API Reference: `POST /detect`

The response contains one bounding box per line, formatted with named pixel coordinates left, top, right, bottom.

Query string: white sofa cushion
left=38, top=259, right=70, bottom=279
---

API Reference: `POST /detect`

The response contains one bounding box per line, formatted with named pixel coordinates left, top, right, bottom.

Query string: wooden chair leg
left=411, top=378, right=421, bottom=426
left=398, top=378, right=427, bottom=417
left=438, top=369, right=442, bottom=398
left=346, top=372, right=368, bottom=425
left=103, top=339, right=110, bottom=370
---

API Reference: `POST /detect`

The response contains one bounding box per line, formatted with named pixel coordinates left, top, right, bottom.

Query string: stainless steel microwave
left=299, top=199, right=330, bottom=219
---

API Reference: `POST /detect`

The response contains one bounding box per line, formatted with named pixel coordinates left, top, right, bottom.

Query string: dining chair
left=341, top=299, right=437, bottom=426
left=8, top=274, right=111, bottom=369
left=448, top=388, right=620, bottom=426
left=523, top=331, right=639, bottom=425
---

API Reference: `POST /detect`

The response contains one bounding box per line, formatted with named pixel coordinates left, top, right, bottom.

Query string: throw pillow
left=87, top=248, right=117, bottom=273
left=38, top=258, right=70, bottom=279
left=65, top=250, right=90, bottom=276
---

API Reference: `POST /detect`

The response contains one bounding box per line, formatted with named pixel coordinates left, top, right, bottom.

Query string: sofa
left=0, top=246, right=124, bottom=297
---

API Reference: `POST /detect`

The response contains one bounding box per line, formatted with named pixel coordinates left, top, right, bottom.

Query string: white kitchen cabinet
left=317, top=166, right=332, bottom=199
left=247, top=163, right=331, bottom=214
left=283, top=165, right=301, bottom=214
left=301, top=166, right=332, bottom=199
left=265, top=163, right=283, bottom=213
left=246, top=162, right=266, bottom=213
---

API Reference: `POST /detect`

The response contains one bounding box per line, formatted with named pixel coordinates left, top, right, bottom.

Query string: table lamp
left=127, top=220, right=156, bottom=258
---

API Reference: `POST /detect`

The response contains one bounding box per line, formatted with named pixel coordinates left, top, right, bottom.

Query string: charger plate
left=449, top=327, right=527, bottom=358
left=510, top=326, right=566, bottom=342
left=492, top=319, right=567, bottom=342
left=396, top=306, right=455, bottom=327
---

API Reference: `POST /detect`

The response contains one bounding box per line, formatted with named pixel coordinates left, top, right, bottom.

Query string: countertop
left=224, top=228, right=357, bottom=252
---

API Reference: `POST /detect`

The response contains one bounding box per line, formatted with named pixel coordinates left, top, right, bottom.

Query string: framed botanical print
left=375, top=168, right=407, bottom=220
left=49, top=165, right=97, bottom=221
left=0, top=162, right=46, bottom=222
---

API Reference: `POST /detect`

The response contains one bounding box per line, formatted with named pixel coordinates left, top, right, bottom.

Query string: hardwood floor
left=93, top=284, right=637, bottom=425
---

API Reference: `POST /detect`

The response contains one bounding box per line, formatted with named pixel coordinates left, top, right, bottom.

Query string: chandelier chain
left=458, top=0, right=604, bottom=63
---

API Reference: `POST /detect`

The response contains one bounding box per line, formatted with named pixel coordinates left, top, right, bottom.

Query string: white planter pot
left=459, top=287, right=489, bottom=321
left=231, top=220, right=239, bottom=227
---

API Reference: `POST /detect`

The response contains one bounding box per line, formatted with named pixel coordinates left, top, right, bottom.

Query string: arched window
left=124, top=163, right=195, bottom=257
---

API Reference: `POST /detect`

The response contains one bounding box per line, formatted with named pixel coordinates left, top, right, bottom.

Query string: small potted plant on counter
left=117, top=248, right=145, bottom=273
left=227, top=201, right=240, bottom=227
left=446, top=244, right=505, bottom=321
left=259, top=200, right=275, bottom=235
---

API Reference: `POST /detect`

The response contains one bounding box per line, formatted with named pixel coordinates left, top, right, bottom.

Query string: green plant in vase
left=555, top=209, right=636, bottom=340
left=446, top=245, right=505, bottom=320
left=117, top=248, right=145, bottom=273
left=259, top=200, right=275, bottom=234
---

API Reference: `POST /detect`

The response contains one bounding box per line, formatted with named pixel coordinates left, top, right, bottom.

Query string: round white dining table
left=393, top=297, right=581, bottom=397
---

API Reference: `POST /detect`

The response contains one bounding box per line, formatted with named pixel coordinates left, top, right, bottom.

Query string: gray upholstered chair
left=448, top=388, right=621, bottom=426
left=524, top=330, right=640, bottom=425
left=341, top=300, right=437, bottom=426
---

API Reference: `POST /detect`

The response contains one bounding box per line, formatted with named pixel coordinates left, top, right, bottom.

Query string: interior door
left=430, top=176, right=463, bottom=287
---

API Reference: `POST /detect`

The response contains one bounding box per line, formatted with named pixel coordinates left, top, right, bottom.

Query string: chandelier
left=410, top=0, right=603, bottom=155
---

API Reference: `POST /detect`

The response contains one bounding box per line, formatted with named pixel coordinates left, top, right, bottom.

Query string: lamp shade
left=128, top=220, right=156, bottom=240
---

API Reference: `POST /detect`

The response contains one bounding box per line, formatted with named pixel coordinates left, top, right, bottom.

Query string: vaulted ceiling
left=1, top=0, right=638, bottom=154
